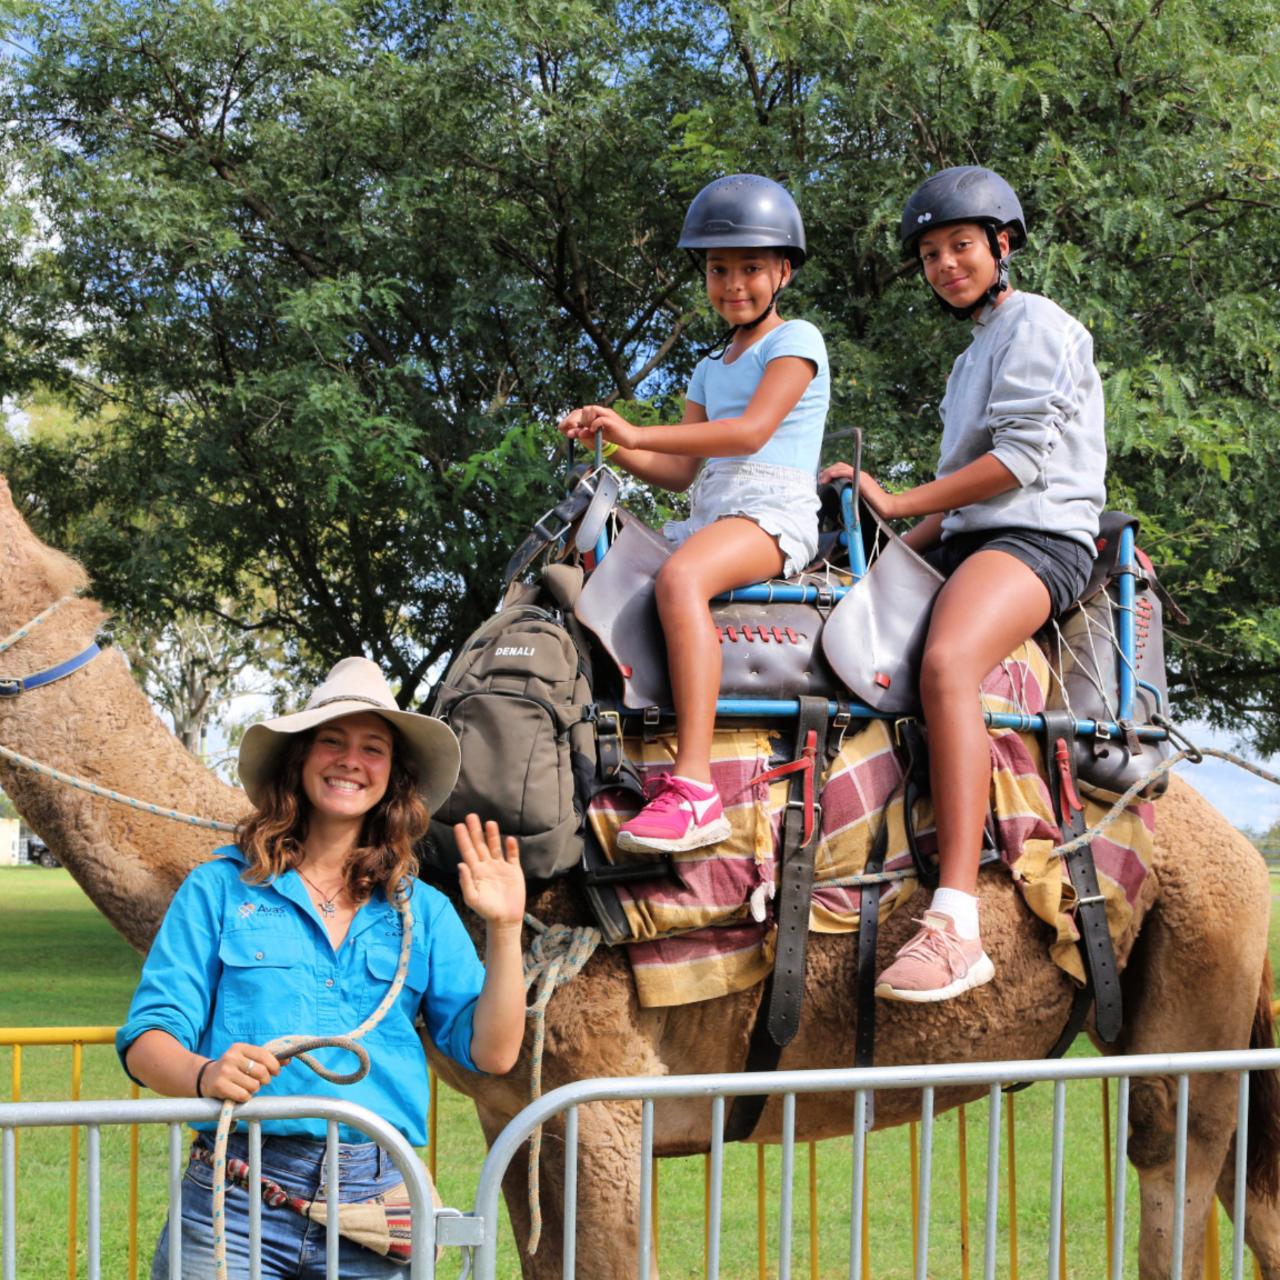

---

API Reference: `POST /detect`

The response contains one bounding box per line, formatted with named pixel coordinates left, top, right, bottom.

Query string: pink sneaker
left=874, top=911, right=995, bottom=1003
left=616, top=774, right=732, bottom=854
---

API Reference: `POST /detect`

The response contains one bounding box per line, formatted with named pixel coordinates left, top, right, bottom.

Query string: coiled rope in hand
left=210, top=893, right=415, bottom=1280
left=521, top=915, right=600, bottom=1255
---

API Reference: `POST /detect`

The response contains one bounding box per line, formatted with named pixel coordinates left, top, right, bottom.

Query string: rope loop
left=519, top=914, right=600, bottom=1255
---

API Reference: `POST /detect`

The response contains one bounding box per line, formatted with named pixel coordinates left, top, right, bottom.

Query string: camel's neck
left=0, top=474, right=248, bottom=951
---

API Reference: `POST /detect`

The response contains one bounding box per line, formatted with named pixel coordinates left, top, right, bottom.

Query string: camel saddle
left=574, top=510, right=845, bottom=708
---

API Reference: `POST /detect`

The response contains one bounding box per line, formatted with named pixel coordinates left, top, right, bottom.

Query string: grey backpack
left=425, top=564, right=599, bottom=881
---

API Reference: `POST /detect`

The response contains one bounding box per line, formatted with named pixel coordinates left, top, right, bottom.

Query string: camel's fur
left=2, top=472, right=1278, bottom=1278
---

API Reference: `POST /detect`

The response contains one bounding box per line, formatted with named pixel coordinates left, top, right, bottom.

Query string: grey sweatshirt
left=936, top=291, right=1106, bottom=552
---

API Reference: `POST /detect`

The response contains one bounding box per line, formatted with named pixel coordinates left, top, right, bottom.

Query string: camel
left=2, top=469, right=1278, bottom=1279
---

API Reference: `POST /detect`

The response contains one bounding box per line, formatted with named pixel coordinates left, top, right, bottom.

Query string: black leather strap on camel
left=725, top=697, right=828, bottom=1142
left=502, top=477, right=599, bottom=587
left=896, top=719, right=936, bottom=890
left=855, top=721, right=926, bottom=1068
left=1042, top=710, right=1123, bottom=1045
left=851, top=720, right=934, bottom=1131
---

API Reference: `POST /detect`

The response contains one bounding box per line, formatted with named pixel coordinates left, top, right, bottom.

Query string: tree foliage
left=2, top=0, right=1278, bottom=738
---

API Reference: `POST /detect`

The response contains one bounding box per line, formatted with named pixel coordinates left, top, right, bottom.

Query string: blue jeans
left=150, top=1133, right=407, bottom=1279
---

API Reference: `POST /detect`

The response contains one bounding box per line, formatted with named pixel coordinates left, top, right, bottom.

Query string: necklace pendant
left=319, top=899, right=337, bottom=918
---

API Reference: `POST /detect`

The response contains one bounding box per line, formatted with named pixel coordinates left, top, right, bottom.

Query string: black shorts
left=924, top=527, right=1094, bottom=619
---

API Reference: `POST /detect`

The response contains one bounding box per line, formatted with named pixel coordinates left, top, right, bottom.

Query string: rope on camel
left=1048, top=719, right=1280, bottom=860
left=0, top=593, right=78, bottom=653
left=210, top=888, right=415, bottom=1280
left=0, top=743, right=239, bottom=831
left=520, top=914, right=601, bottom=1255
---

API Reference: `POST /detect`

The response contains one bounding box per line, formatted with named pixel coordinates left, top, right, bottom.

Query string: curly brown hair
left=236, top=722, right=430, bottom=906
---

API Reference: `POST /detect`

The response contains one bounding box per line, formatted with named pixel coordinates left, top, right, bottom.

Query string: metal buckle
left=642, top=706, right=660, bottom=727
left=531, top=509, right=572, bottom=543
left=829, top=707, right=852, bottom=755
left=784, top=796, right=823, bottom=841
left=0, top=677, right=22, bottom=697
left=892, top=716, right=916, bottom=749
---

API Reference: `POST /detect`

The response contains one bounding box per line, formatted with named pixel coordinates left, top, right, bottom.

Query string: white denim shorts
left=662, top=460, right=820, bottom=578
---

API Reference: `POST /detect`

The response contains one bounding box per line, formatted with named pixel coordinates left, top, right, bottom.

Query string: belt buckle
left=829, top=707, right=852, bottom=754
left=0, top=677, right=22, bottom=697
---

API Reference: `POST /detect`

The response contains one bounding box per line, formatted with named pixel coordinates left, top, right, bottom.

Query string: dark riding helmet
left=898, top=166, right=1027, bottom=258
left=678, top=174, right=807, bottom=268
left=899, top=166, right=1027, bottom=319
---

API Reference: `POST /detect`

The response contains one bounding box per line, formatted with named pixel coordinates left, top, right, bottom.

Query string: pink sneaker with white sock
left=616, top=774, right=731, bottom=853
left=874, top=910, right=994, bottom=1003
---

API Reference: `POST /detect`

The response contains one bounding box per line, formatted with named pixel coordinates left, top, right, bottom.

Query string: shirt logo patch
left=238, top=902, right=257, bottom=918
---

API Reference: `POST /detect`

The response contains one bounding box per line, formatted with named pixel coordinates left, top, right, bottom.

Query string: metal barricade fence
left=466, top=1048, right=1280, bottom=1280
left=3, top=1047, right=1278, bottom=1278
left=2, top=1028, right=139, bottom=1279
left=1, top=1029, right=450, bottom=1279
left=0, top=1096, right=442, bottom=1280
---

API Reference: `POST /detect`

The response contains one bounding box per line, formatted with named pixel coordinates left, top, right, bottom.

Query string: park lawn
left=2, top=865, right=1277, bottom=1277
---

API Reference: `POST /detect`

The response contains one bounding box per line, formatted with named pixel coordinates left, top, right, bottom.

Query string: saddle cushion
left=586, top=640, right=1156, bottom=1008
left=574, top=513, right=844, bottom=707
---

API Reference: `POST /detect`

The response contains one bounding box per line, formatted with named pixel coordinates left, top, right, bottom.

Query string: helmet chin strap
left=932, top=226, right=1010, bottom=321
left=706, top=279, right=787, bottom=360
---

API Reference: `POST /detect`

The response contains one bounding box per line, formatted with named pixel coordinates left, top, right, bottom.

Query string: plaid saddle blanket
left=587, top=640, right=1154, bottom=1008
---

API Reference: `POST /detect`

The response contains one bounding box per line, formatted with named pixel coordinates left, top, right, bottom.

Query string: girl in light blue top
left=559, top=175, right=830, bottom=854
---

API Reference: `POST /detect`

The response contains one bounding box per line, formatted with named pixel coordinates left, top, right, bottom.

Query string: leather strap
left=573, top=468, right=621, bottom=553
left=724, top=697, right=828, bottom=1142
left=1003, top=981, right=1094, bottom=1094
left=851, top=721, right=928, bottom=1131
left=502, top=476, right=600, bottom=587
left=896, top=719, right=937, bottom=890
left=1042, top=710, right=1123, bottom=1044
left=766, top=696, right=828, bottom=1046
left=0, top=642, right=101, bottom=698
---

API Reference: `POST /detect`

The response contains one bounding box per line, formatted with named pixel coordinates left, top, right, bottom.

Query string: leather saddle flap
left=574, top=514, right=840, bottom=708
left=820, top=520, right=944, bottom=715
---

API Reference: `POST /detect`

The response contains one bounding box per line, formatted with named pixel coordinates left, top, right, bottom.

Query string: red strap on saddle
left=1054, top=738, right=1084, bottom=814
left=746, top=729, right=819, bottom=844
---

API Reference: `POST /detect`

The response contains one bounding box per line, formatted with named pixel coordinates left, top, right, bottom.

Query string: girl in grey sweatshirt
left=824, top=166, right=1105, bottom=1003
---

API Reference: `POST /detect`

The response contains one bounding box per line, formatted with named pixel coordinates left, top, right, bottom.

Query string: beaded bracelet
left=195, top=1058, right=213, bottom=1099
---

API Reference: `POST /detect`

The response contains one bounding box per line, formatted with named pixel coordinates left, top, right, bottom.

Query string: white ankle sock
left=930, top=888, right=980, bottom=940
left=672, top=775, right=717, bottom=796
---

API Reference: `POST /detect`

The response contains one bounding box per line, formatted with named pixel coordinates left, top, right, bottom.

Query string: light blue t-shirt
left=116, top=846, right=485, bottom=1146
left=686, top=318, right=830, bottom=475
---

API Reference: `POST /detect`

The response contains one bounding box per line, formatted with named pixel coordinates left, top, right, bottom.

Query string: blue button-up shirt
left=116, top=845, right=485, bottom=1145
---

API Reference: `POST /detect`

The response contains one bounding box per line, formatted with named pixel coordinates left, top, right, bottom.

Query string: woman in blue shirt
left=118, top=656, right=525, bottom=1278
left=559, top=174, right=829, bottom=856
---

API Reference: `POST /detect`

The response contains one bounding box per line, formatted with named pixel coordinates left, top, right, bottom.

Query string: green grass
left=2, top=866, right=1278, bottom=1277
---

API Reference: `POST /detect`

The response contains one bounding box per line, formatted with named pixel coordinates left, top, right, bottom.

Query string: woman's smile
left=301, top=711, right=393, bottom=821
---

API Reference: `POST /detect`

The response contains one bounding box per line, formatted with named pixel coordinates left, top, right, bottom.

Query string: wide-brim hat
left=237, top=657, right=460, bottom=813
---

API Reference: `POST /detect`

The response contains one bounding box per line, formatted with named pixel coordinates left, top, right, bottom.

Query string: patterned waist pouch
left=190, top=1139, right=441, bottom=1264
